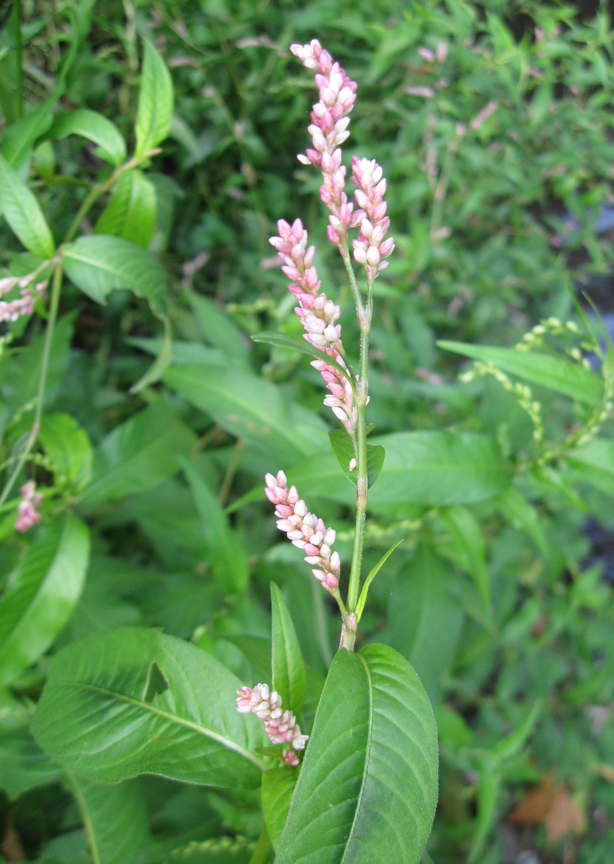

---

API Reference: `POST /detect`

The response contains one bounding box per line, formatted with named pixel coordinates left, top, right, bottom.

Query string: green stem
left=12, top=0, right=23, bottom=120
left=0, top=263, right=63, bottom=509
left=248, top=826, right=271, bottom=864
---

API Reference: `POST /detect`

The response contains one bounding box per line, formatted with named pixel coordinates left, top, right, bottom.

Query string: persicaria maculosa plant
left=31, top=40, right=439, bottom=864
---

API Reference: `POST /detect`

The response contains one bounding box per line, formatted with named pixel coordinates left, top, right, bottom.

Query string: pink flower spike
left=264, top=471, right=342, bottom=595
left=351, top=156, right=394, bottom=286
left=291, top=42, right=357, bottom=250
left=15, top=481, right=43, bottom=533
left=236, top=681, right=308, bottom=759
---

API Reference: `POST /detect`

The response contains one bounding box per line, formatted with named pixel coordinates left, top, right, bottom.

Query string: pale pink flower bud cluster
left=236, top=682, right=308, bottom=756
left=0, top=275, right=46, bottom=323
left=351, top=157, right=395, bottom=282
left=265, top=470, right=341, bottom=593
left=290, top=40, right=361, bottom=249
left=15, top=481, right=43, bottom=533
left=417, top=42, right=448, bottom=64
left=269, top=218, right=357, bottom=432
left=469, top=100, right=498, bottom=131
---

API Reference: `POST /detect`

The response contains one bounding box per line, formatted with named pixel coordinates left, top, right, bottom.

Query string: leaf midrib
left=57, top=679, right=266, bottom=771
left=340, top=653, right=374, bottom=864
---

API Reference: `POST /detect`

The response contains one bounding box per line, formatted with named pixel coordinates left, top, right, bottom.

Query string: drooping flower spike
left=269, top=218, right=357, bottom=433
left=236, top=682, right=308, bottom=763
left=0, top=275, right=46, bottom=323
left=15, top=481, right=43, bottom=533
left=264, top=470, right=341, bottom=593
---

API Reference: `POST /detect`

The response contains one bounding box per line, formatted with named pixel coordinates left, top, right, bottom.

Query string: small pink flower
left=468, top=100, right=498, bottom=131
left=265, top=470, right=341, bottom=593
left=406, top=85, right=435, bottom=98
left=351, top=157, right=395, bottom=285
left=0, top=275, right=46, bottom=323
left=269, top=219, right=357, bottom=433
left=15, top=481, right=43, bottom=533
left=283, top=748, right=300, bottom=767
left=236, top=682, right=308, bottom=755
left=290, top=40, right=360, bottom=250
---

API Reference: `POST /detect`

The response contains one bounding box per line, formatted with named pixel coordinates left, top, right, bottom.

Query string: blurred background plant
left=1, top=1, right=614, bottom=862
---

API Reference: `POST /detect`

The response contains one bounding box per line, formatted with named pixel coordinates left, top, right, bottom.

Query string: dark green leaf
left=182, top=459, right=249, bottom=594
left=441, top=506, right=490, bottom=615
left=388, top=544, right=464, bottom=701
left=270, top=582, right=306, bottom=716
left=0, top=515, right=90, bottom=687
left=65, top=774, right=150, bottom=864
left=79, top=402, right=196, bottom=506
left=276, top=644, right=438, bottom=864
left=32, top=628, right=267, bottom=787
left=189, top=294, right=251, bottom=370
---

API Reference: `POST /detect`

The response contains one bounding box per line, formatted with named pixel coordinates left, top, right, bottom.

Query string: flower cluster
left=15, top=481, right=43, bottom=533
left=265, top=470, right=340, bottom=593
left=0, top=275, right=46, bottom=324
left=269, top=218, right=356, bottom=432
left=236, top=682, right=308, bottom=765
left=351, top=157, right=395, bottom=284
left=290, top=39, right=360, bottom=250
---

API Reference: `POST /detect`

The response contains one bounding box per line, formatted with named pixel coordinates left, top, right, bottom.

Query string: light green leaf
left=135, top=39, right=174, bottom=157
left=439, top=340, right=604, bottom=406
left=163, top=364, right=329, bottom=464
left=355, top=537, right=405, bottom=623
left=39, top=413, right=93, bottom=492
left=567, top=437, right=614, bottom=496
left=0, top=152, right=55, bottom=258
left=95, top=169, right=157, bottom=248
left=252, top=331, right=355, bottom=384
left=276, top=644, right=438, bottom=864
left=468, top=755, right=500, bottom=863
left=271, top=582, right=306, bottom=716
left=129, top=315, right=174, bottom=394
left=291, top=431, right=511, bottom=509
left=189, top=294, right=251, bottom=370
left=47, top=109, right=127, bottom=165
left=66, top=774, right=149, bottom=864
left=0, top=515, right=90, bottom=687
left=1, top=101, right=55, bottom=169
left=79, top=402, right=196, bottom=506
left=328, top=428, right=385, bottom=488
left=495, top=486, right=549, bottom=557
left=62, top=234, right=167, bottom=316
left=388, top=544, right=464, bottom=701
left=261, top=768, right=297, bottom=851
left=32, top=628, right=266, bottom=787
left=441, top=506, right=490, bottom=615
left=181, top=458, right=249, bottom=594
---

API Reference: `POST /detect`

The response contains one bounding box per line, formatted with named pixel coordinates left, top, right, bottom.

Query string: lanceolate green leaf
left=252, top=331, right=355, bottom=385
left=0, top=515, right=90, bottom=687
left=271, top=582, right=306, bottom=716
left=438, top=340, right=604, bottom=406
left=47, top=109, right=127, bottom=165
left=328, top=428, right=385, bottom=488
left=182, top=458, right=249, bottom=594
left=261, top=768, right=298, bottom=851
left=291, top=431, right=511, bottom=508
left=62, top=234, right=167, bottom=316
left=95, top=170, right=157, bottom=248
left=65, top=774, right=149, bottom=864
left=163, top=364, right=329, bottom=463
left=276, top=644, right=438, bottom=864
left=79, top=403, right=195, bottom=506
left=31, top=628, right=267, bottom=787
left=135, top=39, right=174, bottom=157
left=567, top=437, right=614, bottom=496
left=441, top=505, right=490, bottom=615
left=0, top=152, right=55, bottom=258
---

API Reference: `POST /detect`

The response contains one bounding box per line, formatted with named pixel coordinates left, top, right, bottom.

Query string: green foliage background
left=1, top=0, right=614, bottom=862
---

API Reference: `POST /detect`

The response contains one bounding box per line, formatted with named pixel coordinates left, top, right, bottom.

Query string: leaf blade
left=271, top=582, right=306, bottom=716
left=0, top=152, right=55, bottom=258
